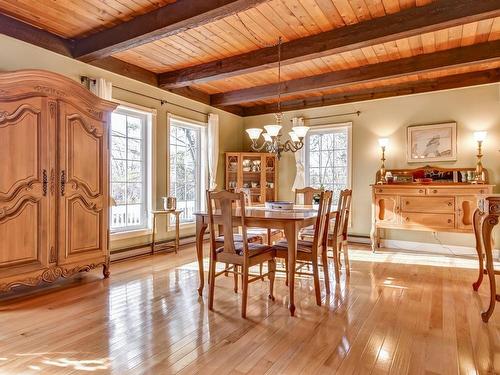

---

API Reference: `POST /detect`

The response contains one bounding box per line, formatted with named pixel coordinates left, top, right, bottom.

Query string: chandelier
left=245, top=37, right=309, bottom=159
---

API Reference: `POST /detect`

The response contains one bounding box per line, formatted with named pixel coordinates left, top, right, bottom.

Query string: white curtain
left=207, top=113, right=219, bottom=191
left=90, top=78, right=113, bottom=100
left=292, top=117, right=306, bottom=192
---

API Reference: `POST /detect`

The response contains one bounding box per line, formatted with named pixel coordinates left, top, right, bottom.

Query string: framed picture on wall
left=406, top=122, right=457, bottom=163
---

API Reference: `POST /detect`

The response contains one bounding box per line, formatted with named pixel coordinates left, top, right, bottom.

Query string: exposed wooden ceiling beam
left=73, top=0, right=269, bottom=62
left=159, top=0, right=500, bottom=89
left=0, top=13, right=73, bottom=57
left=241, top=68, right=500, bottom=116
left=211, top=40, right=500, bottom=106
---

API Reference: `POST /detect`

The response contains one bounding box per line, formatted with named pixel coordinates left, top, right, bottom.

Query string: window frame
left=167, top=113, right=207, bottom=226
left=304, top=122, right=353, bottom=202
left=109, top=103, right=156, bottom=236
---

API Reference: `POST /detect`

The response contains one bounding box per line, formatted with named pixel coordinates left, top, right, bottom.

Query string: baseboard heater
left=110, top=234, right=210, bottom=262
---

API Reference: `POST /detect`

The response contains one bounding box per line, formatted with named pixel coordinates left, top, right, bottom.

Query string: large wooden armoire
left=0, top=70, right=117, bottom=293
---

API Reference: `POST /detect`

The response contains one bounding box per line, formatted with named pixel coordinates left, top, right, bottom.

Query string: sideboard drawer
left=374, top=187, right=426, bottom=195
left=401, top=213, right=455, bottom=229
left=401, top=196, right=455, bottom=213
left=427, top=187, right=489, bottom=196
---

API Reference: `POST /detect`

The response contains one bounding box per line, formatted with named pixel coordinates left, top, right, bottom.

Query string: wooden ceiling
left=1, top=0, right=499, bottom=116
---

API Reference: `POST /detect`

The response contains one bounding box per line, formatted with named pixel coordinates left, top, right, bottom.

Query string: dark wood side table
left=151, top=210, right=182, bottom=255
left=473, top=195, right=500, bottom=322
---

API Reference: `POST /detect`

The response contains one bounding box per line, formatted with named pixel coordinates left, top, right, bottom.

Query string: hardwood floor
left=0, top=244, right=499, bottom=375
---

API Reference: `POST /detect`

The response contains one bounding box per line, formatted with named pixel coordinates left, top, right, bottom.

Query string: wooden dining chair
left=207, top=190, right=276, bottom=318
left=330, top=189, right=352, bottom=282
left=294, top=187, right=322, bottom=205
left=272, top=190, right=333, bottom=306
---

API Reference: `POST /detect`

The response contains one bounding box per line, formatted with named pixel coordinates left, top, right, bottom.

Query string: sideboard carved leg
left=472, top=208, right=484, bottom=291
left=481, top=214, right=498, bottom=323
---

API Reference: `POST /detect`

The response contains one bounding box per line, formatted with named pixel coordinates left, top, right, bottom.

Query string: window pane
left=111, top=159, right=126, bottom=182
left=334, top=149, right=347, bottom=166
left=334, top=132, right=348, bottom=149
left=111, top=136, right=126, bottom=159
left=128, top=139, right=142, bottom=160
left=127, top=161, right=142, bottom=182
left=127, top=116, right=143, bottom=139
left=111, top=113, right=126, bottom=137
left=111, top=205, right=126, bottom=229
left=127, top=183, right=142, bottom=204
left=111, top=183, right=126, bottom=205
left=127, top=204, right=143, bottom=226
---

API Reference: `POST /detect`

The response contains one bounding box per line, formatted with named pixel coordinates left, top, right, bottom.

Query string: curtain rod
left=113, top=85, right=209, bottom=117
left=289, top=111, right=361, bottom=122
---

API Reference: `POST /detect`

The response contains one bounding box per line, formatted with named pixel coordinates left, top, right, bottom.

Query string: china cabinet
left=225, top=153, right=278, bottom=203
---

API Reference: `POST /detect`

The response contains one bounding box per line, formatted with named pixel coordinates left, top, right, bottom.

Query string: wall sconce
left=473, top=131, right=487, bottom=184
left=377, top=138, right=389, bottom=184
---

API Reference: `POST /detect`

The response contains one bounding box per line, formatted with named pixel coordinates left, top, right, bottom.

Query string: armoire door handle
left=42, top=169, right=48, bottom=196
left=60, top=170, right=66, bottom=196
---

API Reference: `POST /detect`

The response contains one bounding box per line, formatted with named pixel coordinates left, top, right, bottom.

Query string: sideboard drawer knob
left=419, top=189, right=424, bottom=193
left=406, top=201, right=410, bottom=205
left=432, top=189, right=438, bottom=194
left=405, top=217, right=410, bottom=222
left=447, top=219, right=452, bottom=224
left=448, top=202, right=452, bottom=206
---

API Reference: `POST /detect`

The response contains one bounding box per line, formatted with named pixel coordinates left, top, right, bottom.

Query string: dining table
left=194, top=204, right=335, bottom=316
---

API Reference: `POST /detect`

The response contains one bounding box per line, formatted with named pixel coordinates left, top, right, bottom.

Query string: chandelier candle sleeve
left=292, top=126, right=309, bottom=138
left=264, top=125, right=282, bottom=137
left=246, top=128, right=263, bottom=140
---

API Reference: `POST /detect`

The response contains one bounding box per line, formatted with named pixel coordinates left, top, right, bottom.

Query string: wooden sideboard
left=370, top=166, right=494, bottom=251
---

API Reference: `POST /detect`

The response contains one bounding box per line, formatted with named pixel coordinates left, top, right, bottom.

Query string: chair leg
left=285, top=258, right=289, bottom=287
left=233, top=264, right=238, bottom=293
left=268, top=259, right=276, bottom=301
left=312, top=258, right=321, bottom=306
left=321, top=249, right=330, bottom=295
left=259, top=263, right=264, bottom=281
left=242, top=266, right=249, bottom=318
left=343, top=240, right=350, bottom=276
left=333, top=242, right=340, bottom=283
left=224, top=262, right=229, bottom=277
left=208, top=258, right=216, bottom=311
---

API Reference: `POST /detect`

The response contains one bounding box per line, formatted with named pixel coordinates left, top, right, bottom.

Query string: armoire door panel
left=58, top=102, right=108, bottom=264
left=66, top=113, right=103, bottom=198
left=0, top=198, right=41, bottom=267
left=0, top=97, right=51, bottom=274
left=66, top=196, right=103, bottom=255
left=0, top=101, right=42, bottom=198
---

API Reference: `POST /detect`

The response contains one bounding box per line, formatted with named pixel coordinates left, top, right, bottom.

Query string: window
left=110, top=107, right=151, bottom=232
left=169, top=116, right=206, bottom=224
left=305, top=123, right=352, bottom=204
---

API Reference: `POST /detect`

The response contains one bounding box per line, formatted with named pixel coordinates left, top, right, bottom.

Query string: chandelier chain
left=234, top=12, right=278, bottom=48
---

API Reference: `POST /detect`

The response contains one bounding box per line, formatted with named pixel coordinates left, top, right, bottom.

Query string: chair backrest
left=206, top=190, right=249, bottom=257
left=333, top=189, right=352, bottom=240
left=311, top=190, right=333, bottom=254
left=295, top=187, right=322, bottom=205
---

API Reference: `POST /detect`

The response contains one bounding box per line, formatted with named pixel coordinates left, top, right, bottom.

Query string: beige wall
left=244, top=84, right=500, bottom=248
left=0, top=35, right=244, bottom=251
left=2, top=34, right=499, bottom=251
